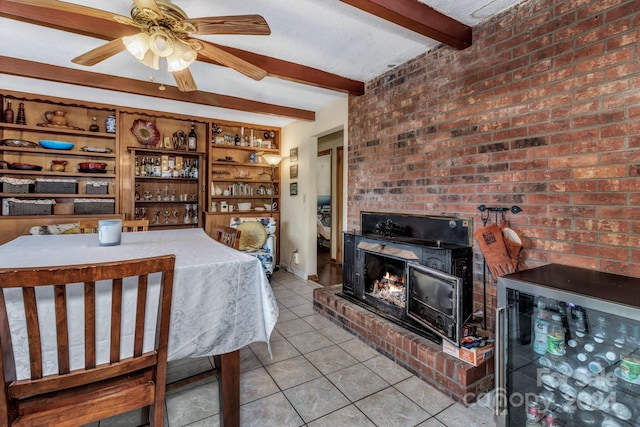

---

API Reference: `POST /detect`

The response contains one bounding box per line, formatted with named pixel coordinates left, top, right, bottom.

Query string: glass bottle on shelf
left=188, top=122, right=197, bottom=151
left=3, top=101, right=14, bottom=123
left=16, top=103, right=26, bottom=125
left=546, top=313, right=566, bottom=360
left=89, top=116, right=99, bottom=132
left=532, top=297, right=551, bottom=356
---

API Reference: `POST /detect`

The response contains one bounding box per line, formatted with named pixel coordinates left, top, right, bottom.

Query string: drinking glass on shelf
left=140, top=208, right=147, bottom=220
left=191, top=204, right=198, bottom=223
left=152, top=209, right=160, bottom=225
left=184, top=204, right=191, bottom=224
left=172, top=211, right=179, bottom=224
left=163, top=210, right=170, bottom=224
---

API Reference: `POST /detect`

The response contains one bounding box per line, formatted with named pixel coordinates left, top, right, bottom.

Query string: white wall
left=280, top=97, right=348, bottom=279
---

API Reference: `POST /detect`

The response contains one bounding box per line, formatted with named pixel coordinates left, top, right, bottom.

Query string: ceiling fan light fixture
left=122, top=33, right=150, bottom=60
left=140, top=49, right=160, bottom=70
left=166, top=40, right=197, bottom=72
left=149, top=29, right=175, bottom=57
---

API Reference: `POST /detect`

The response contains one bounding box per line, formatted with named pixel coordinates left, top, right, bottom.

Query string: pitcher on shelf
left=43, top=110, right=69, bottom=127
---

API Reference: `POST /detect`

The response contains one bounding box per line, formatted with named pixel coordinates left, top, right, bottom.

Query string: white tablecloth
left=0, top=228, right=279, bottom=380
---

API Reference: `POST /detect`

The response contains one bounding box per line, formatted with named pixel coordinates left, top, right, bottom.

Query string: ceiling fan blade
left=185, top=15, right=271, bottom=35
left=133, top=0, right=162, bottom=15
left=8, top=0, right=120, bottom=20
left=197, top=41, right=267, bottom=81
left=72, top=38, right=125, bottom=66
left=173, top=68, right=197, bottom=92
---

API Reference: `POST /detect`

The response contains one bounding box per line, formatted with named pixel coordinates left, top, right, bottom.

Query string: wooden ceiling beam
left=339, top=0, right=472, bottom=50
left=0, top=57, right=315, bottom=121
left=0, top=0, right=364, bottom=95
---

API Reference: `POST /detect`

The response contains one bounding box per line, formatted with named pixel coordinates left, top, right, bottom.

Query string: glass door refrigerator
left=496, top=264, right=640, bottom=427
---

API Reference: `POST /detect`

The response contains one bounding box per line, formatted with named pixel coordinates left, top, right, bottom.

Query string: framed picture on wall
left=290, top=182, right=298, bottom=196
left=290, top=164, right=298, bottom=179
left=290, top=147, right=298, bottom=162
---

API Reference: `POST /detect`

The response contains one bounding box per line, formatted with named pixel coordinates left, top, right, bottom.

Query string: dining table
left=0, top=228, right=279, bottom=427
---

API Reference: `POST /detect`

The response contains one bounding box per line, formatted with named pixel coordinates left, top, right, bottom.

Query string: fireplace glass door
left=407, top=262, right=463, bottom=344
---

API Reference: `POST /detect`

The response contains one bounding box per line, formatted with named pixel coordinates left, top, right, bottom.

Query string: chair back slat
left=84, top=282, right=96, bottom=369
left=122, top=220, right=149, bottom=232
left=134, top=275, right=148, bottom=357
left=0, top=255, right=175, bottom=426
left=53, top=285, right=70, bottom=375
left=22, top=288, right=42, bottom=380
left=215, top=225, right=241, bottom=249
left=109, top=278, right=123, bottom=365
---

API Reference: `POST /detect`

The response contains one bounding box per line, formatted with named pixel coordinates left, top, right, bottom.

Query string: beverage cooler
left=496, top=264, right=640, bottom=427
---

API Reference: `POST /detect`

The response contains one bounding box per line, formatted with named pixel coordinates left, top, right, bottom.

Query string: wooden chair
left=78, top=220, right=99, bottom=234
left=0, top=255, right=176, bottom=427
left=79, top=219, right=149, bottom=234
left=122, top=219, right=149, bottom=232
left=215, top=225, right=241, bottom=249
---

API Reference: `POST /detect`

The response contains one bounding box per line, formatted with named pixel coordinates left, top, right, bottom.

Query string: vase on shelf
left=3, top=101, right=14, bottom=123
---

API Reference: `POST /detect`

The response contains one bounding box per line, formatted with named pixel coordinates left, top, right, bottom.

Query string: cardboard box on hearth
left=442, top=330, right=494, bottom=367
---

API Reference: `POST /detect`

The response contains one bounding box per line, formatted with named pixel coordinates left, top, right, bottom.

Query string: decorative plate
left=0, top=139, right=38, bottom=148
left=39, top=140, right=75, bottom=150
left=131, top=119, right=160, bottom=147
left=81, top=146, right=113, bottom=153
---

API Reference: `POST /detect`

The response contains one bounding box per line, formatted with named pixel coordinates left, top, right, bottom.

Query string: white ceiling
left=0, top=0, right=525, bottom=127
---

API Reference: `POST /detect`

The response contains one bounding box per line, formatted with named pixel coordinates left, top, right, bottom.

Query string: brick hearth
left=313, top=285, right=494, bottom=405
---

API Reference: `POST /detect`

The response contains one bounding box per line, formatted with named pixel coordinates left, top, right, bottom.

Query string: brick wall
left=347, top=0, right=640, bottom=328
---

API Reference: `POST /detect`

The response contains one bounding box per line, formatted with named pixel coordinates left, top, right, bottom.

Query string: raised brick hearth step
left=313, top=285, right=494, bottom=405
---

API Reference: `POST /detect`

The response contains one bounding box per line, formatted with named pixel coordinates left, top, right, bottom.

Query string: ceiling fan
left=68, top=0, right=270, bottom=91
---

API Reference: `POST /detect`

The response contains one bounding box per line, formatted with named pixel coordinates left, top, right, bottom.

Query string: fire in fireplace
left=366, top=252, right=406, bottom=308
left=342, top=213, right=473, bottom=345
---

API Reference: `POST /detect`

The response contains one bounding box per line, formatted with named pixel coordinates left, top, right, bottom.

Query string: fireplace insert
left=342, top=213, right=472, bottom=345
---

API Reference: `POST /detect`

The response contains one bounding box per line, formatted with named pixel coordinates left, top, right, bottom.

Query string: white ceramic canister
left=98, top=219, right=122, bottom=246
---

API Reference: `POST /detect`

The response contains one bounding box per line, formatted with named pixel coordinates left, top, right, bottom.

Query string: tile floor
left=96, top=270, right=496, bottom=427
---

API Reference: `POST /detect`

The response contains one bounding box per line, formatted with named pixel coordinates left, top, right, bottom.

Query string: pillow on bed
left=237, top=221, right=268, bottom=250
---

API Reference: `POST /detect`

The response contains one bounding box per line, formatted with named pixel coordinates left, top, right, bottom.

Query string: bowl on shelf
left=238, top=202, right=252, bottom=211
left=78, top=162, right=107, bottom=170
left=39, top=140, right=75, bottom=150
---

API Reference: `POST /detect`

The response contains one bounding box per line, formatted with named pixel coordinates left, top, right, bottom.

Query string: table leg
left=218, top=350, right=240, bottom=427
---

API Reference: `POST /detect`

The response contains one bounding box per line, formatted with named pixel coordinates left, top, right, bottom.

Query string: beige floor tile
left=288, top=329, right=335, bottom=354
left=305, top=344, right=359, bottom=375
left=240, top=392, right=304, bottom=427
left=356, top=387, right=431, bottom=427
left=339, top=338, right=380, bottom=362
left=307, top=405, right=376, bottom=427
left=265, top=355, right=323, bottom=390
left=326, top=363, right=389, bottom=402
left=394, top=376, right=455, bottom=415
left=366, top=355, right=413, bottom=385
left=284, top=377, right=350, bottom=423
left=276, top=317, right=316, bottom=337
left=240, top=367, right=280, bottom=405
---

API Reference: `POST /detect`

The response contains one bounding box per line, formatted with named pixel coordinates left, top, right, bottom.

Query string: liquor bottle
left=16, top=103, right=26, bottom=125
left=153, top=157, right=161, bottom=177
left=134, top=157, right=140, bottom=176
left=3, top=101, right=14, bottom=123
left=89, top=116, right=99, bottom=132
left=188, top=122, right=197, bottom=151
left=192, top=159, right=198, bottom=179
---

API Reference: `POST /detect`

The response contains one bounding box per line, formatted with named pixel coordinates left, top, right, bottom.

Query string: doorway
left=315, top=131, right=343, bottom=286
